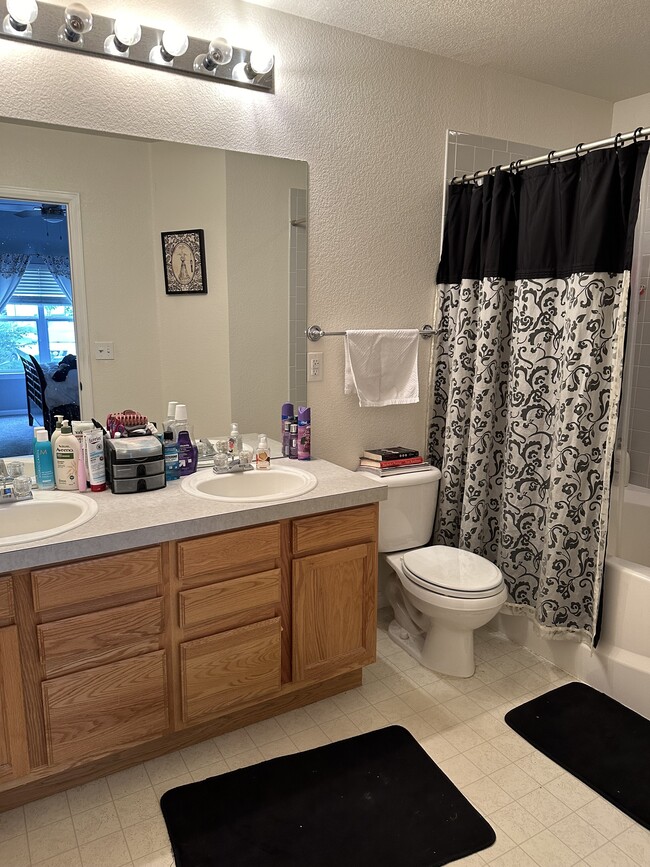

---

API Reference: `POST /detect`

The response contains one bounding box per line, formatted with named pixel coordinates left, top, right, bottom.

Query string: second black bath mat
left=505, top=682, right=650, bottom=829
left=160, top=725, right=496, bottom=867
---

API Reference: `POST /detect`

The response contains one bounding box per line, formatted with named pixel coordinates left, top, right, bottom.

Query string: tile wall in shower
left=629, top=236, right=650, bottom=487
left=445, top=131, right=547, bottom=186
left=289, top=188, right=308, bottom=410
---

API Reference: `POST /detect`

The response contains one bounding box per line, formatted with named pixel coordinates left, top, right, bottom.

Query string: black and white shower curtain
left=429, top=142, right=648, bottom=644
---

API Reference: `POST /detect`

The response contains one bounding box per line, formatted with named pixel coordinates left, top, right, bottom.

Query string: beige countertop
left=0, top=457, right=387, bottom=572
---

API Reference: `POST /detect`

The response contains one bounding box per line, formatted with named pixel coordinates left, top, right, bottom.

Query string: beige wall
left=0, top=0, right=614, bottom=466
left=611, top=93, right=650, bottom=133
left=151, top=142, right=232, bottom=436
left=0, top=123, right=162, bottom=422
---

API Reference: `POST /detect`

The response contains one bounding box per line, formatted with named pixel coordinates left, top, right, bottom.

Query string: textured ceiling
left=244, top=0, right=650, bottom=102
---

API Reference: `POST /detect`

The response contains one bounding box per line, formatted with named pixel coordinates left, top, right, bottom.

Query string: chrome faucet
left=1, top=457, right=33, bottom=501
left=213, top=450, right=254, bottom=474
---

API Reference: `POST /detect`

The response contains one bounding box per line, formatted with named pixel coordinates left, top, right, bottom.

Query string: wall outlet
left=94, top=341, right=114, bottom=360
left=308, top=351, right=323, bottom=381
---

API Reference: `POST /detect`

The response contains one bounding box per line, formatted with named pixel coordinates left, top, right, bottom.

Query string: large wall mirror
left=0, top=119, right=308, bottom=455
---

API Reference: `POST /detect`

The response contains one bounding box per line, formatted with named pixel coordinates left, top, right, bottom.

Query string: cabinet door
left=42, top=650, right=168, bottom=766
left=180, top=618, right=281, bottom=725
left=0, top=626, right=29, bottom=782
left=292, top=543, right=377, bottom=682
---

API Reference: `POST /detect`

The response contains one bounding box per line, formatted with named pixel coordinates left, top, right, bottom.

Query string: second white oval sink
left=0, top=491, right=98, bottom=547
left=182, top=465, right=317, bottom=502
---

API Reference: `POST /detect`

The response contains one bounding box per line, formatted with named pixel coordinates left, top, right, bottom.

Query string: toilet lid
left=401, top=547, right=503, bottom=598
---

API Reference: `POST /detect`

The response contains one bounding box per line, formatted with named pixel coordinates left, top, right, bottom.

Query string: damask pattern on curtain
left=42, top=255, right=73, bottom=302
left=428, top=143, right=648, bottom=644
left=0, top=253, right=29, bottom=311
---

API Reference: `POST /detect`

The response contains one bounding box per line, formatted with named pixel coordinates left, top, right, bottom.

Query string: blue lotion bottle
left=34, top=428, right=56, bottom=490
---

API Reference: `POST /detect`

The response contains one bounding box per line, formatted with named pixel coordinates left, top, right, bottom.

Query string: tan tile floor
left=2, top=610, right=649, bottom=867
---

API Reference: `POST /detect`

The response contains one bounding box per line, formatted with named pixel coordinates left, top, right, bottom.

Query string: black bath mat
left=505, top=682, right=650, bottom=830
left=160, top=725, right=495, bottom=867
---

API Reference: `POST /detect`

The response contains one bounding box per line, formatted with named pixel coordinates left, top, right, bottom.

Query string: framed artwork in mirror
left=161, top=229, right=208, bottom=295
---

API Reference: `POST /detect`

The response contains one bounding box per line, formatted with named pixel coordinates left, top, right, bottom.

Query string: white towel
left=344, top=329, right=419, bottom=407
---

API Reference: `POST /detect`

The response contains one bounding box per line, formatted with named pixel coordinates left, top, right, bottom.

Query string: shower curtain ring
left=488, top=165, right=497, bottom=176
left=575, top=142, right=585, bottom=158
left=509, top=161, right=517, bottom=174
left=614, top=132, right=624, bottom=149
left=547, top=150, right=556, bottom=165
left=473, top=170, right=481, bottom=183
left=633, top=127, right=644, bottom=144
left=515, top=159, right=523, bottom=171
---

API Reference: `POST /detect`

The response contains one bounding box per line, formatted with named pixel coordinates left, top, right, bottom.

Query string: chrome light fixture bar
left=0, top=1, right=275, bottom=92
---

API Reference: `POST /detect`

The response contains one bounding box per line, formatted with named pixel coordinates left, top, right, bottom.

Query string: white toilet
left=360, top=467, right=508, bottom=677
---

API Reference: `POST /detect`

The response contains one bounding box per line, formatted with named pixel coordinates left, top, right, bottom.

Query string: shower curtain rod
left=451, top=125, right=650, bottom=184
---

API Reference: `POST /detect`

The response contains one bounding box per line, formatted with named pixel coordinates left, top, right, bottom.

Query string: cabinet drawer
left=179, top=569, right=281, bottom=630
left=0, top=579, right=14, bottom=626
left=43, top=650, right=168, bottom=766
left=37, top=597, right=164, bottom=677
left=292, top=505, right=377, bottom=556
left=180, top=618, right=281, bottom=724
left=32, top=547, right=162, bottom=613
left=177, top=524, right=280, bottom=582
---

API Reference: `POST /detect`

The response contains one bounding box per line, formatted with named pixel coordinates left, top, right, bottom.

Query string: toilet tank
left=358, top=467, right=442, bottom=552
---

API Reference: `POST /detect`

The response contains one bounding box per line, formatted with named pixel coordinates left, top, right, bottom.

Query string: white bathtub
left=496, top=484, right=650, bottom=719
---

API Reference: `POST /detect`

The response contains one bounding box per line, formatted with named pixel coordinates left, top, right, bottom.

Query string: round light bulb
left=249, top=48, right=274, bottom=75
left=208, top=37, right=233, bottom=65
left=161, top=27, right=188, bottom=58
left=7, top=0, right=38, bottom=26
left=64, top=2, right=92, bottom=35
left=231, top=61, right=250, bottom=82
left=114, top=15, right=141, bottom=47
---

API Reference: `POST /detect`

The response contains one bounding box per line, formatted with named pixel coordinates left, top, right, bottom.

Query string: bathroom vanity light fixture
left=0, top=1, right=275, bottom=92
left=2, top=0, right=38, bottom=37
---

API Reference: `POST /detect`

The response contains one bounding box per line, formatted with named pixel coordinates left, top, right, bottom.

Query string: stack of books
left=357, top=447, right=432, bottom=476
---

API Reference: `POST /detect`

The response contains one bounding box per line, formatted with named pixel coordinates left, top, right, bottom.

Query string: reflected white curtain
left=42, top=255, right=73, bottom=303
left=0, top=253, right=29, bottom=310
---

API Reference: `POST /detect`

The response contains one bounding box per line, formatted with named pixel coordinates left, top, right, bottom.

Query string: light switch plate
left=94, top=341, right=114, bottom=360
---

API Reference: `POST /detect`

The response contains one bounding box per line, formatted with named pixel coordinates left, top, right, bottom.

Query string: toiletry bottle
left=256, top=434, right=271, bottom=469
left=33, top=429, right=56, bottom=490
left=163, top=431, right=180, bottom=480
left=281, top=403, right=293, bottom=445
left=77, top=444, right=88, bottom=492
left=297, top=406, right=311, bottom=460
left=289, top=423, right=298, bottom=459
left=164, top=401, right=178, bottom=432
left=282, top=420, right=292, bottom=457
left=54, top=423, right=80, bottom=490
left=177, top=430, right=197, bottom=476
left=228, top=422, right=242, bottom=455
left=84, top=427, right=107, bottom=492
left=170, top=404, right=194, bottom=442
left=50, top=415, right=65, bottom=450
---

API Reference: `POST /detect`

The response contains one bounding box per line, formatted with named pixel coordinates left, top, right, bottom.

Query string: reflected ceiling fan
left=6, top=203, right=67, bottom=223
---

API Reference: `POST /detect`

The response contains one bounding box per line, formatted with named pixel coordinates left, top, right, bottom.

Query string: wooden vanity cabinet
left=175, top=524, right=284, bottom=726
left=0, top=503, right=378, bottom=808
left=29, top=548, right=169, bottom=769
left=291, top=506, right=378, bottom=682
left=0, top=579, right=29, bottom=783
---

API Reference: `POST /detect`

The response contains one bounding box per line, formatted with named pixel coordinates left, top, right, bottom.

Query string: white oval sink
left=182, top=465, right=317, bottom=502
left=0, top=491, right=98, bottom=546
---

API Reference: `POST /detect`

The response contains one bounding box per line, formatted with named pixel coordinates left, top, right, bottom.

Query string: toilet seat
left=401, top=546, right=504, bottom=599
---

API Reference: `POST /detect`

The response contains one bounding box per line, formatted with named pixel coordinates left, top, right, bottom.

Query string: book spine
left=364, top=449, right=419, bottom=460
left=363, top=456, right=423, bottom=468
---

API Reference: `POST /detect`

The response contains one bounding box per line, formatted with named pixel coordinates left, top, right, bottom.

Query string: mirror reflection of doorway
left=0, top=198, right=80, bottom=457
